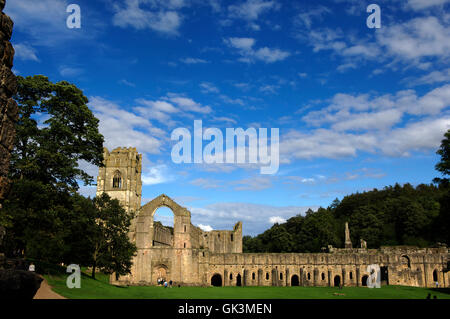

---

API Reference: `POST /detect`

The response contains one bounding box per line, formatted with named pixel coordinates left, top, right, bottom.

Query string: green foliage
left=434, top=129, right=450, bottom=185
left=0, top=75, right=138, bottom=280
left=1, top=75, right=105, bottom=262
left=89, top=193, right=137, bottom=279
left=11, top=75, right=104, bottom=192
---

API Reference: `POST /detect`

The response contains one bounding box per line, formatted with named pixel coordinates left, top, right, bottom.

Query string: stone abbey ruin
left=97, top=147, right=450, bottom=288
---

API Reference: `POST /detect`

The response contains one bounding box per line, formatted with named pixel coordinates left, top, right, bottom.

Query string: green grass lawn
left=43, top=271, right=450, bottom=299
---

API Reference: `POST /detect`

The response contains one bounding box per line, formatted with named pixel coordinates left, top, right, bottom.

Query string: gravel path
left=33, top=276, right=66, bottom=299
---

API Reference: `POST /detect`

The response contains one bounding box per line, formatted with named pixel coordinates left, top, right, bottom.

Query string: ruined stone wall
left=202, top=222, right=243, bottom=254
left=0, top=0, right=18, bottom=203
left=205, top=248, right=449, bottom=288
left=152, top=223, right=173, bottom=247
left=101, top=167, right=449, bottom=289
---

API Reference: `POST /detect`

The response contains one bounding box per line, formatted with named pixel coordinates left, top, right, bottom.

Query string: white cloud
left=232, top=176, right=272, bottom=191
left=167, top=95, right=212, bottom=114
left=219, top=95, right=245, bottom=105
left=378, top=118, right=450, bottom=156
left=407, top=0, right=450, bottom=10
left=376, top=17, right=450, bottom=62
left=298, top=15, right=450, bottom=71
left=180, top=57, right=209, bottom=64
left=112, top=0, right=183, bottom=35
left=228, top=0, right=279, bottom=21
left=59, top=66, right=84, bottom=77
left=190, top=178, right=222, bottom=189
left=281, top=84, right=450, bottom=161
left=281, top=116, right=450, bottom=161
left=141, top=164, right=175, bottom=185
left=197, top=224, right=213, bottom=232
left=224, top=37, right=290, bottom=63
left=77, top=186, right=97, bottom=198
left=408, top=68, right=450, bottom=86
left=13, top=43, right=39, bottom=62
left=119, top=79, right=136, bottom=87
left=89, top=96, right=163, bottom=154
left=259, top=84, right=279, bottom=94
left=189, top=202, right=316, bottom=235
left=294, top=6, right=331, bottom=29
left=269, top=216, right=286, bottom=224
left=200, top=82, right=220, bottom=93
left=331, top=109, right=403, bottom=132
left=225, top=37, right=256, bottom=50
left=211, top=116, right=237, bottom=124
left=253, top=47, right=291, bottom=63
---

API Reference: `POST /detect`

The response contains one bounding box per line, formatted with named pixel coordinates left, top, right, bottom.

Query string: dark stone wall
left=0, top=0, right=18, bottom=203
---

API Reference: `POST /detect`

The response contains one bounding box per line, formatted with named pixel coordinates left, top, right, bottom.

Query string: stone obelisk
left=344, top=222, right=353, bottom=248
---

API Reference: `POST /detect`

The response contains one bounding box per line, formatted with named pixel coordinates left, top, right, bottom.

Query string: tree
left=434, top=130, right=450, bottom=186
left=1, top=75, right=104, bottom=261
left=11, top=75, right=104, bottom=192
left=89, top=193, right=137, bottom=279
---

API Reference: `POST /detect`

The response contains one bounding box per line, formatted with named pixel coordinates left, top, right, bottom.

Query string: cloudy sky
left=8, top=0, right=450, bottom=235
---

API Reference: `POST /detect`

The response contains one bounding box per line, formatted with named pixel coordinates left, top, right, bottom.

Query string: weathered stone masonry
left=0, top=0, right=18, bottom=203
left=98, top=147, right=449, bottom=288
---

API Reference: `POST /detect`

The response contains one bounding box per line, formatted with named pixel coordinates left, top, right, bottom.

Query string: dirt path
left=33, top=276, right=66, bottom=299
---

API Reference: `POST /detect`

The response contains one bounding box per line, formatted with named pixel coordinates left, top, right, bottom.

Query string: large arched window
left=112, top=170, right=122, bottom=188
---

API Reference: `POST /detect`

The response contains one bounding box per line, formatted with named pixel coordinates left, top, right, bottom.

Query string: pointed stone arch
left=135, top=194, right=192, bottom=249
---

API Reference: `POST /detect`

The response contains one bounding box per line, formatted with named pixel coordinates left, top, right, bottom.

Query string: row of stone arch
left=210, top=273, right=371, bottom=287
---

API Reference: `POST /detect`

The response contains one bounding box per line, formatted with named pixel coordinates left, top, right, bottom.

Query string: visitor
left=164, top=281, right=168, bottom=288
left=169, top=280, right=173, bottom=288
left=426, top=293, right=431, bottom=299
left=435, top=281, right=439, bottom=288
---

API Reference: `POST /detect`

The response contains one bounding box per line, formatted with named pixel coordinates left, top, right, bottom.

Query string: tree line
left=244, top=131, right=450, bottom=253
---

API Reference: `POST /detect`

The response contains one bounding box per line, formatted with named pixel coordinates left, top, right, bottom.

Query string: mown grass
left=43, top=270, right=450, bottom=299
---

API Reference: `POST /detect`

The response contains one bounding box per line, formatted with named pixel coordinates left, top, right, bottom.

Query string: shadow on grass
left=430, top=288, right=450, bottom=295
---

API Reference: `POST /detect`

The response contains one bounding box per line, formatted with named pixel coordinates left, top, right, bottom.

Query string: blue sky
left=7, top=0, right=450, bottom=235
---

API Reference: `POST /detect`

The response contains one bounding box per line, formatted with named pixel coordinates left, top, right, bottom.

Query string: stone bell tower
left=96, top=147, right=142, bottom=214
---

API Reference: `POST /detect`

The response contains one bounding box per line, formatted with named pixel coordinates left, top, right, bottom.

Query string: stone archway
left=136, top=194, right=192, bottom=249
left=211, top=274, right=222, bottom=287
left=334, top=275, right=341, bottom=287
left=291, top=275, right=300, bottom=286
left=362, top=275, right=368, bottom=287
left=153, top=264, right=168, bottom=284
left=236, top=274, right=242, bottom=286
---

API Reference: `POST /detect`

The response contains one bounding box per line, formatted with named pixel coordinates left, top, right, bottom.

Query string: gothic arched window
left=112, top=170, right=122, bottom=188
